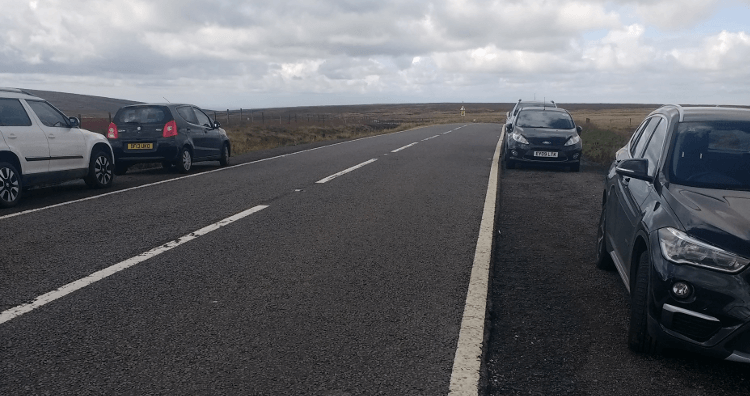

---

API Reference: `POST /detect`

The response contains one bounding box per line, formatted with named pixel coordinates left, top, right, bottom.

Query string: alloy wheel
left=94, top=155, right=112, bottom=185
left=0, top=166, right=20, bottom=204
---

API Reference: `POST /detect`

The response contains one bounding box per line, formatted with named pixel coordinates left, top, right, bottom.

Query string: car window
left=114, top=106, right=169, bottom=124
left=176, top=106, right=199, bottom=125
left=628, top=118, right=651, bottom=157
left=641, top=117, right=668, bottom=175
left=26, top=100, right=69, bottom=128
left=516, top=110, right=574, bottom=129
left=631, top=117, right=659, bottom=158
left=193, top=108, right=212, bottom=127
left=0, top=98, right=32, bottom=126
left=669, top=121, right=750, bottom=190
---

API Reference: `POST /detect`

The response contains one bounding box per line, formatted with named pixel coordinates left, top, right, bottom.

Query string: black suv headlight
left=658, top=227, right=750, bottom=273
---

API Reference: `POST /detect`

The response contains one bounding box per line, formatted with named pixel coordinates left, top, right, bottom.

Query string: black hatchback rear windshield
left=114, top=106, right=171, bottom=124
left=669, top=121, right=750, bottom=190
left=517, top=110, right=574, bottom=129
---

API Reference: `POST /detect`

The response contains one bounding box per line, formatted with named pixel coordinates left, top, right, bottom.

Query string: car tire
left=628, top=250, right=658, bottom=354
left=595, top=209, right=614, bottom=270
left=114, top=164, right=128, bottom=176
left=570, top=162, right=580, bottom=172
left=176, top=146, right=192, bottom=173
left=84, top=150, right=114, bottom=189
left=219, top=143, right=230, bottom=167
left=0, top=161, right=22, bottom=208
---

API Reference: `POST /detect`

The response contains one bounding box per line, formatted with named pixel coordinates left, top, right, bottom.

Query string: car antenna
left=163, top=97, right=171, bottom=103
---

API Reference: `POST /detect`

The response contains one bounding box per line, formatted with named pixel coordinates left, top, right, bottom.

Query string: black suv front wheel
left=0, top=162, right=22, bottom=208
left=628, top=250, right=659, bottom=354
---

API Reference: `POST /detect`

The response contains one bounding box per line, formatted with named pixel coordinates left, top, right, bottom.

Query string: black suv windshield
left=517, top=110, right=574, bottom=129
left=669, top=121, right=750, bottom=190
left=115, top=106, right=170, bottom=124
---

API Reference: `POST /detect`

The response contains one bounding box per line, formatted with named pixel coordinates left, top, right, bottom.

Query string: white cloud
left=0, top=0, right=748, bottom=107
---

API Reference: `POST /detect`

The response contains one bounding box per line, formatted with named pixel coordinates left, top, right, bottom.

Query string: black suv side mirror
left=213, top=121, right=221, bottom=129
left=506, top=123, right=513, bottom=133
left=616, top=158, right=653, bottom=182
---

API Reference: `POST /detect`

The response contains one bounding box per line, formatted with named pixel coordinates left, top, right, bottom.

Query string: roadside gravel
left=485, top=159, right=750, bottom=396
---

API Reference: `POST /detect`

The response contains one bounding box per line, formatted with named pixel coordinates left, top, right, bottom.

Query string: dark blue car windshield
left=669, top=121, right=750, bottom=190
left=517, top=110, right=574, bottom=129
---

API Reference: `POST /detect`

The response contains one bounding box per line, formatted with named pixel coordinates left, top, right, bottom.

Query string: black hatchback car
left=503, top=107, right=583, bottom=171
left=107, top=104, right=230, bottom=174
left=597, top=105, right=750, bottom=362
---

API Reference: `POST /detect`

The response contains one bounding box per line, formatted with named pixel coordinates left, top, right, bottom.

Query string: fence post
left=240, top=108, right=243, bottom=125
left=108, top=112, right=112, bottom=123
left=227, top=109, right=230, bottom=125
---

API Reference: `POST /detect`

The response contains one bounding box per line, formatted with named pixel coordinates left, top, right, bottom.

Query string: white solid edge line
left=315, top=158, right=378, bottom=184
left=391, top=142, right=418, bottom=153
left=448, top=129, right=504, bottom=395
left=0, top=205, right=269, bottom=325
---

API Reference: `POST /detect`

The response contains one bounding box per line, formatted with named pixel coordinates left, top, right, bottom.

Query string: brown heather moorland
left=30, top=89, right=660, bottom=166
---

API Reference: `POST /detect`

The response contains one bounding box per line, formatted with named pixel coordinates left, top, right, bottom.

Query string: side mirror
left=505, top=123, right=513, bottom=133
left=213, top=121, right=221, bottom=129
left=506, top=111, right=510, bottom=119
left=68, top=117, right=80, bottom=128
left=576, top=125, right=583, bottom=134
left=615, top=158, right=652, bottom=182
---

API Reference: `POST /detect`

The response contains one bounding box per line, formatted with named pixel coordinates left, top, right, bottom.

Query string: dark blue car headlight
left=564, top=135, right=581, bottom=146
left=658, top=227, right=750, bottom=273
left=510, top=132, right=529, bottom=145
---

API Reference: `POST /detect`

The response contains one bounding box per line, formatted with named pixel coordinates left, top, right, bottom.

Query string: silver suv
left=0, top=88, right=115, bottom=208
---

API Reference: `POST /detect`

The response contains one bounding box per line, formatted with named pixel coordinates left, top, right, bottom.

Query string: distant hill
left=26, top=89, right=142, bottom=118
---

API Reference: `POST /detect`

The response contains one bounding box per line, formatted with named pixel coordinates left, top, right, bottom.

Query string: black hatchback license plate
left=127, top=143, right=153, bottom=150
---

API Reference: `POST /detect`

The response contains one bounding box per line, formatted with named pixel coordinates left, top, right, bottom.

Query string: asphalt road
left=1, top=123, right=502, bottom=395
left=485, top=160, right=750, bottom=395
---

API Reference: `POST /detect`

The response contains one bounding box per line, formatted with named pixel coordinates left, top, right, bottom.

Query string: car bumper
left=647, top=234, right=750, bottom=361
left=505, top=142, right=581, bottom=164
left=110, top=138, right=181, bottom=164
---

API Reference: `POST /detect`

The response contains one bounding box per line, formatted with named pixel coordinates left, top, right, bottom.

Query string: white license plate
left=533, top=151, right=558, bottom=158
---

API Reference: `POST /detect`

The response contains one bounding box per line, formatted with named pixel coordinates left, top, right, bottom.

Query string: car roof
left=517, top=100, right=556, bottom=107
left=654, top=104, right=750, bottom=122
left=518, top=106, right=568, bottom=114
left=0, top=87, right=41, bottom=100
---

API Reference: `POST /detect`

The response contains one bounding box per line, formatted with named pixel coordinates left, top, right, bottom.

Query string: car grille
left=671, top=312, right=722, bottom=342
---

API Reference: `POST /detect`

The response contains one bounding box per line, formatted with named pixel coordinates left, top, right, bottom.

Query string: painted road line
left=315, top=159, right=378, bottom=184
left=0, top=126, right=420, bottom=222
left=391, top=142, right=418, bottom=153
left=0, top=205, right=269, bottom=325
left=448, top=130, right=504, bottom=395
left=422, top=135, right=441, bottom=141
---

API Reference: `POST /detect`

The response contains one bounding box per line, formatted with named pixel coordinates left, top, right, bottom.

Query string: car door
left=0, top=98, right=49, bottom=175
left=193, top=107, right=221, bottom=159
left=26, top=100, right=86, bottom=172
left=175, top=106, right=208, bottom=159
left=609, top=117, right=659, bottom=264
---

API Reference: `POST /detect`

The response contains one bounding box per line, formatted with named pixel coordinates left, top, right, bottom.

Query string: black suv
left=107, top=104, right=231, bottom=174
left=597, top=105, right=750, bottom=362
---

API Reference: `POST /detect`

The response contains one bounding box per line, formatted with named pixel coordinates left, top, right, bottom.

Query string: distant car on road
left=596, top=104, right=750, bottom=362
left=0, top=88, right=114, bottom=208
left=107, top=104, right=231, bottom=175
left=503, top=107, right=582, bottom=171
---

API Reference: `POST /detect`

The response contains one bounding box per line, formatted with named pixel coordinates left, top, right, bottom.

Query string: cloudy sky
left=1, top=0, right=749, bottom=109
